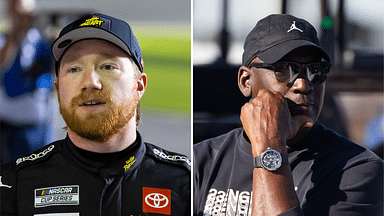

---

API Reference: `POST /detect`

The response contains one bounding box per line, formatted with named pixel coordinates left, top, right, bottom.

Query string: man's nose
left=81, top=68, right=102, bottom=91
left=291, top=73, right=313, bottom=94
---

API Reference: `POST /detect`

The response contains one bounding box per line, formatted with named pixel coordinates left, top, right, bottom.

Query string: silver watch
left=253, top=147, right=288, bottom=171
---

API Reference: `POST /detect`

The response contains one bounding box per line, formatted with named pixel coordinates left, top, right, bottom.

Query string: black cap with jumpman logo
left=242, top=14, right=331, bottom=66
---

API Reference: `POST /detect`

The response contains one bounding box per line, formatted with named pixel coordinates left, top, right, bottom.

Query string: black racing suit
left=1, top=132, right=190, bottom=216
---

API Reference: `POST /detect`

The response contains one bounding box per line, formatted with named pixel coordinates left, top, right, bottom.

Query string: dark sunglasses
left=249, top=61, right=332, bottom=84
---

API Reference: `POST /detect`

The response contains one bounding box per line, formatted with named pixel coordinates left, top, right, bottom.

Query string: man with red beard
left=1, top=13, right=190, bottom=216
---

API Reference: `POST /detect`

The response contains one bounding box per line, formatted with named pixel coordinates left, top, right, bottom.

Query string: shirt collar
left=64, top=131, right=146, bottom=177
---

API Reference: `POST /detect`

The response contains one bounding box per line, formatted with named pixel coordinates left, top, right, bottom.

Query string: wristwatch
left=253, top=147, right=289, bottom=171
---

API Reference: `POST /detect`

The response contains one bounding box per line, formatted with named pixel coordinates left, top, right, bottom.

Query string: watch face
left=261, top=150, right=282, bottom=171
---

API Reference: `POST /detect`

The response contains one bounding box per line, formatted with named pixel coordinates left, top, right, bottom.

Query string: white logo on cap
left=287, top=21, right=303, bottom=32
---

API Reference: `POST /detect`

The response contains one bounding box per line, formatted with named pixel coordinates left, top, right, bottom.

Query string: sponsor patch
left=143, top=187, right=171, bottom=215
left=35, top=185, right=79, bottom=208
left=124, top=156, right=136, bottom=171
left=80, top=17, right=104, bottom=27
left=16, top=145, right=55, bottom=165
left=153, top=148, right=191, bottom=166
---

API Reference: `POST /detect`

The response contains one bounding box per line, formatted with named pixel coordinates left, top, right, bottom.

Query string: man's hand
left=241, top=89, right=313, bottom=216
left=240, top=89, right=313, bottom=156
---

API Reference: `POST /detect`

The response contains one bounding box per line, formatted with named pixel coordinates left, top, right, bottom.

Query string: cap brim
left=257, top=39, right=331, bottom=64
left=52, top=27, right=132, bottom=62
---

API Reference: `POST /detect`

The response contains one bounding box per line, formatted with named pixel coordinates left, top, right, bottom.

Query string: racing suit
left=1, top=132, right=190, bottom=216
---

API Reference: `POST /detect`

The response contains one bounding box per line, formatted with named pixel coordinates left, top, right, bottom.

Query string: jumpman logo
left=0, top=176, right=12, bottom=188
left=287, top=21, right=303, bottom=32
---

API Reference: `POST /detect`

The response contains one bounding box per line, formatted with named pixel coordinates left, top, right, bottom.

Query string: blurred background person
left=0, top=0, right=53, bottom=164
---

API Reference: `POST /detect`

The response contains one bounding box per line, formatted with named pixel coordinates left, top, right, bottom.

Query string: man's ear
left=238, top=66, right=252, bottom=97
left=137, top=73, right=147, bottom=99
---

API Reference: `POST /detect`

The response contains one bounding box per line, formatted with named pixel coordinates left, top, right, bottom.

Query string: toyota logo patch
left=143, top=187, right=171, bottom=215
left=145, top=193, right=169, bottom=208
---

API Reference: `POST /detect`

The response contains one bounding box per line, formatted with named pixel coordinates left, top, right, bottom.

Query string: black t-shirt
left=194, top=122, right=383, bottom=216
left=1, top=132, right=191, bottom=216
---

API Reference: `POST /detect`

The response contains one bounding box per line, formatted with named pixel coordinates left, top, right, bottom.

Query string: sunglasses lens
left=274, top=62, right=301, bottom=83
left=253, top=62, right=331, bottom=84
left=274, top=62, right=330, bottom=84
left=306, top=63, right=330, bottom=84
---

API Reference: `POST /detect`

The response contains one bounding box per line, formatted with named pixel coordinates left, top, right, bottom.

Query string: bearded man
left=1, top=13, right=190, bottom=216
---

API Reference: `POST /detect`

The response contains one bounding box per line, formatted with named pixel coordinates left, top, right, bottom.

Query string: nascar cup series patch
left=35, top=185, right=79, bottom=208
left=143, top=187, right=171, bottom=215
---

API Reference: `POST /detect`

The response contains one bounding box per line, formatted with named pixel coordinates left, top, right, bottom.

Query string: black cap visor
left=255, top=40, right=331, bottom=65
left=52, top=27, right=132, bottom=62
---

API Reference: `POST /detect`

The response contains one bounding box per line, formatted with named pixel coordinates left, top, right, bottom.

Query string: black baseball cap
left=242, top=14, right=331, bottom=66
left=52, top=13, right=143, bottom=74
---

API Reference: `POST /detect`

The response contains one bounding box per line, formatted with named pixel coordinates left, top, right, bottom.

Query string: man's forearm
left=252, top=165, right=299, bottom=216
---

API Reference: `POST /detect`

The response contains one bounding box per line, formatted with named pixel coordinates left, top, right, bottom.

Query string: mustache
left=70, top=91, right=112, bottom=108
